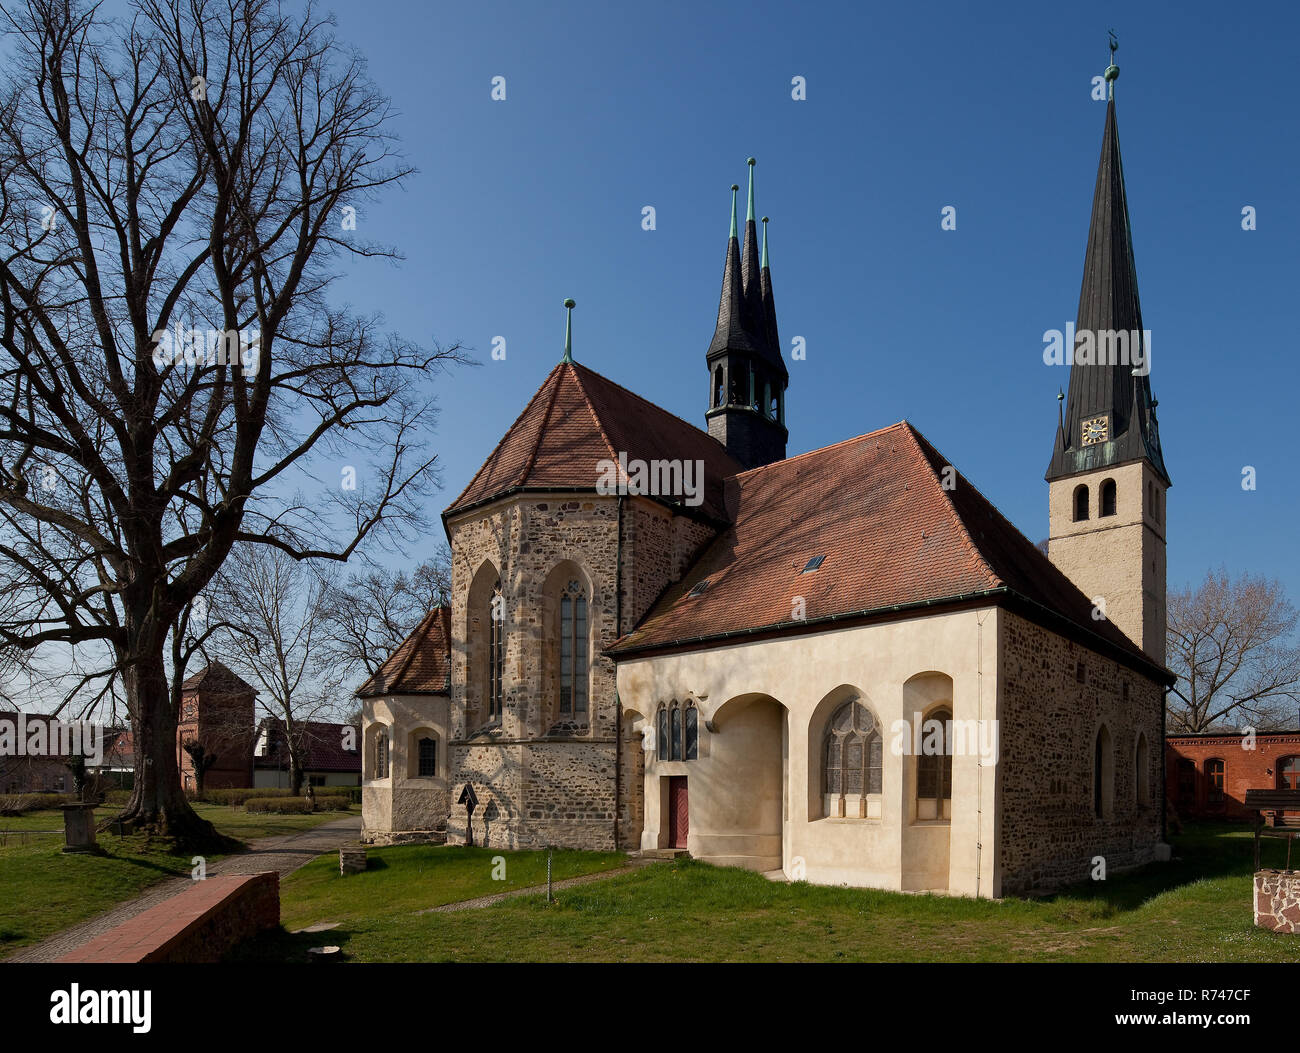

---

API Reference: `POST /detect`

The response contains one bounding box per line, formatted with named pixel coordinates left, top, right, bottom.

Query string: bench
left=1245, top=790, right=1300, bottom=871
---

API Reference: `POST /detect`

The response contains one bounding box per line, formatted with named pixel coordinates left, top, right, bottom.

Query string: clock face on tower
left=1080, top=415, right=1110, bottom=446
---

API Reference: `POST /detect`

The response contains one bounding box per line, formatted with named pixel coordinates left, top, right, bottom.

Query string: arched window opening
left=559, top=580, right=589, bottom=717
left=1093, top=725, right=1113, bottom=818
left=656, top=707, right=669, bottom=761
left=1073, top=484, right=1090, bottom=522
left=374, top=728, right=389, bottom=780
left=1100, top=478, right=1117, bottom=517
left=1134, top=733, right=1149, bottom=806
left=916, top=707, right=952, bottom=821
left=488, top=579, right=504, bottom=722
left=417, top=736, right=437, bottom=778
left=1206, top=758, right=1225, bottom=804
left=823, top=698, right=882, bottom=819
left=713, top=367, right=724, bottom=407
left=670, top=705, right=683, bottom=761
left=684, top=705, right=698, bottom=760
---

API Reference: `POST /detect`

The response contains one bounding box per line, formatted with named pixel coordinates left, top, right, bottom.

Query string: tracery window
left=823, top=698, right=881, bottom=818
left=559, top=580, right=589, bottom=716
left=656, top=701, right=698, bottom=761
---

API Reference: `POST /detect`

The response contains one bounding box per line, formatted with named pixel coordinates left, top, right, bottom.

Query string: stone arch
left=1100, top=477, right=1117, bottom=517
left=539, top=559, right=597, bottom=732
left=466, top=558, right=502, bottom=730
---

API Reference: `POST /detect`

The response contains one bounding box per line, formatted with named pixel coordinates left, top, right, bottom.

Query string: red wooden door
left=668, top=776, right=688, bottom=848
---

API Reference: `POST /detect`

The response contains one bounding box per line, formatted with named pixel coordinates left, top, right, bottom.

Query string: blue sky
left=99, top=0, right=1300, bottom=599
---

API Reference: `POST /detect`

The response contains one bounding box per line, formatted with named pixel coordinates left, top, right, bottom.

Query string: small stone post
left=60, top=802, right=98, bottom=854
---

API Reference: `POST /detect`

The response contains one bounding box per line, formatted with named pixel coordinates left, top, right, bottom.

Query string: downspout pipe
left=613, top=495, right=625, bottom=850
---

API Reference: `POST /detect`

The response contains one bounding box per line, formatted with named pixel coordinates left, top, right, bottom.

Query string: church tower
left=1046, top=45, right=1171, bottom=665
left=705, top=158, right=789, bottom=470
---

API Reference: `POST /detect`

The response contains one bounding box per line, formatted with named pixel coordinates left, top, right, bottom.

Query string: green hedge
left=244, top=796, right=352, bottom=814
left=200, top=785, right=359, bottom=807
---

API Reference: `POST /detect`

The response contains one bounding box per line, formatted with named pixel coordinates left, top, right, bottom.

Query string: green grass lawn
left=0, top=802, right=348, bottom=957
left=269, top=844, right=628, bottom=934
left=235, top=823, right=1300, bottom=963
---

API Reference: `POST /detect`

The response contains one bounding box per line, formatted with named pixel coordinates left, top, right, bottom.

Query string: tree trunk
left=106, top=648, right=220, bottom=846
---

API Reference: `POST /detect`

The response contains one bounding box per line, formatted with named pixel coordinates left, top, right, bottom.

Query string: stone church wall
left=996, top=609, right=1163, bottom=894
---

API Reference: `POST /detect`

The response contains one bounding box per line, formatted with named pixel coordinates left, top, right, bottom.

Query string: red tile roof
left=253, top=718, right=361, bottom=773
left=444, top=361, right=743, bottom=523
left=609, top=421, right=1166, bottom=679
left=356, top=606, right=452, bottom=697
left=181, top=661, right=257, bottom=696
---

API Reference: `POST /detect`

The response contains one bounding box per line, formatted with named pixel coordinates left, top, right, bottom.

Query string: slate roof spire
left=760, top=216, right=786, bottom=382
left=707, top=183, right=761, bottom=359
left=1046, top=42, right=1169, bottom=485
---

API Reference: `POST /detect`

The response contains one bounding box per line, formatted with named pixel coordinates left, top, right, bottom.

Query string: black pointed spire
left=705, top=161, right=789, bottom=470
left=759, top=217, right=787, bottom=383
left=1046, top=54, right=1169, bottom=486
left=707, top=183, right=762, bottom=360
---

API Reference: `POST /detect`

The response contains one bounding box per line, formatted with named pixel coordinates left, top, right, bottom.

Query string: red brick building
left=177, top=663, right=257, bottom=791
left=1165, top=730, right=1300, bottom=821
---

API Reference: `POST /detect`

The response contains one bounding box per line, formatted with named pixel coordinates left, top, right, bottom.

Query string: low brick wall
left=1253, top=870, right=1300, bottom=933
left=58, top=873, right=279, bottom=963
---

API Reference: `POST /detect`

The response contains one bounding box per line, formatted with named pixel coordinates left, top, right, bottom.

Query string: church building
left=360, top=60, right=1173, bottom=897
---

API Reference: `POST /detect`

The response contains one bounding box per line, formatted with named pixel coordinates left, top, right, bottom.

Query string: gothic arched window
left=488, top=579, right=504, bottom=722
left=417, top=736, right=437, bottom=778
left=657, top=706, right=669, bottom=761
left=917, top=707, right=952, bottom=820
left=1093, top=724, right=1113, bottom=818
left=559, top=580, right=589, bottom=716
left=374, top=728, right=389, bottom=780
left=823, top=699, right=881, bottom=817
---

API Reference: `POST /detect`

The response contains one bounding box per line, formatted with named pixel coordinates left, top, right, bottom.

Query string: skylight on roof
left=802, top=555, right=826, bottom=573
left=687, top=580, right=710, bottom=598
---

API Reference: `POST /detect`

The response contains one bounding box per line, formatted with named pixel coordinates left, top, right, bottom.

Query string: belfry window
left=559, top=580, right=589, bottom=716
left=488, top=579, right=504, bottom=722
left=1073, top=484, right=1089, bottom=522
left=1100, top=478, right=1117, bottom=517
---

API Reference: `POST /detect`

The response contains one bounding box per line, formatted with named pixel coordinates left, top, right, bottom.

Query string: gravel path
left=421, top=856, right=655, bottom=913
left=4, top=815, right=361, bottom=963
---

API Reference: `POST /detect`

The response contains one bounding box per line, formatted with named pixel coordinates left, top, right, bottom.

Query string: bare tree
left=0, top=0, right=463, bottom=843
left=319, top=543, right=450, bottom=680
left=180, top=737, right=217, bottom=795
left=220, top=544, right=336, bottom=795
left=1167, top=568, right=1300, bottom=733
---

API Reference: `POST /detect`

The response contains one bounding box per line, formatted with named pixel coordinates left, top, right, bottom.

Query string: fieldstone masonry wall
left=443, top=492, right=718, bottom=851
left=1253, top=870, right=1300, bottom=933
left=997, top=610, right=1163, bottom=894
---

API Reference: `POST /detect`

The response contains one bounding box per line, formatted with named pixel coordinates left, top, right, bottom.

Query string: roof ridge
left=895, top=423, right=1003, bottom=590
left=570, top=360, right=736, bottom=461
left=519, top=362, right=571, bottom=481
left=448, top=362, right=566, bottom=510
left=568, top=362, right=622, bottom=467
left=728, top=421, right=909, bottom=480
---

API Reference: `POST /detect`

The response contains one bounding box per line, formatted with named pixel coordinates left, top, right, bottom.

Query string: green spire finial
left=729, top=183, right=739, bottom=239
left=746, top=157, right=756, bottom=223
left=1104, top=29, right=1119, bottom=98
left=761, top=216, right=770, bottom=269
left=561, top=298, right=575, bottom=363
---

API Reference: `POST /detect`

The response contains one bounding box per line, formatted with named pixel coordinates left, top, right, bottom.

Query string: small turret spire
left=561, top=297, right=575, bottom=363
left=729, top=183, right=739, bottom=239
left=746, top=156, right=756, bottom=222
left=1105, top=29, right=1119, bottom=99
left=761, top=215, right=770, bottom=269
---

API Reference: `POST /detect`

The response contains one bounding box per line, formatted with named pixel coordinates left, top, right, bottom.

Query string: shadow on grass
left=227, top=924, right=360, bottom=963
left=1037, top=821, right=1282, bottom=913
